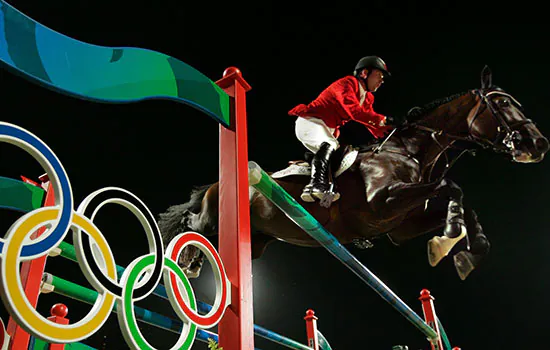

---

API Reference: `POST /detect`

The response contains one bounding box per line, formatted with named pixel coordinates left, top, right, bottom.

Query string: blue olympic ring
left=0, top=122, right=73, bottom=257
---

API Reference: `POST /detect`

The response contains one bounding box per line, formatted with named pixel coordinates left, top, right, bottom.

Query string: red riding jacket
left=288, top=75, right=393, bottom=139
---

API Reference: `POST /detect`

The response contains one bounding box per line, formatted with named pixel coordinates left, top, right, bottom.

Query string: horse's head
left=466, top=66, right=549, bottom=163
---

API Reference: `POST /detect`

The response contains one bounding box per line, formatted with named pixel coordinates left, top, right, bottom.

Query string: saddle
left=271, top=144, right=362, bottom=180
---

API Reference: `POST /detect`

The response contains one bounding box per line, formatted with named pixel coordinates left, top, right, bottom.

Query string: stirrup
left=312, top=183, right=340, bottom=207
left=300, top=184, right=315, bottom=202
left=329, top=182, right=340, bottom=202
left=313, top=189, right=340, bottom=202
left=311, top=182, right=340, bottom=199
left=318, top=191, right=339, bottom=208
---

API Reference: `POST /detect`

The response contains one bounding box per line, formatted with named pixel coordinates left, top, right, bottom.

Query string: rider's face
left=366, top=69, right=384, bottom=92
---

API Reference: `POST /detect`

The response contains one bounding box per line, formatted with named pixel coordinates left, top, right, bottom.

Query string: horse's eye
left=499, top=99, right=510, bottom=107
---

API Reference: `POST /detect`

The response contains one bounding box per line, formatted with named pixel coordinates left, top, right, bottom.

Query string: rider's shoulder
left=338, top=75, right=357, bottom=83
left=331, top=75, right=359, bottom=88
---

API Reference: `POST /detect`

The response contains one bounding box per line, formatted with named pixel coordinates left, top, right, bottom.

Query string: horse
left=157, top=66, right=548, bottom=281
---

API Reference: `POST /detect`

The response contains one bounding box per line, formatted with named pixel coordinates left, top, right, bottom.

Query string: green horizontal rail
left=42, top=273, right=220, bottom=346
left=30, top=336, right=96, bottom=350
left=55, top=241, right=311, bottom=349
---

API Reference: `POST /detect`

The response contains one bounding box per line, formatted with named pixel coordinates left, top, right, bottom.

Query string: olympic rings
left=118, top=255, right=197, bottom=350
left=164, top=232, right=230, bottom=329
left=0, top=208, right=116, bottom=343
left=0, top=122, right=231, bottom=349
left=0, top=122, right=73, bottom=258
left=74, top=187, right=164, bottom=300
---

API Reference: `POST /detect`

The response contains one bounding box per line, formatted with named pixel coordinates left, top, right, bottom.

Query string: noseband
left=467, top=89, right=534, bottom=154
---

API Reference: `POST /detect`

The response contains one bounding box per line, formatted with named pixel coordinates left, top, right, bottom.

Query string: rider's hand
left=385, top=116, right=406, bottom=127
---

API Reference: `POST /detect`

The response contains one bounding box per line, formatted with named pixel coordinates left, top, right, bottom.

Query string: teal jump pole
left=248, top=161, right=439, bottom=343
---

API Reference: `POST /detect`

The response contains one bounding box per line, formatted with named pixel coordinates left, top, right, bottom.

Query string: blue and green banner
left=0, top=176, right=45, bottom=212
left=0, top=0, right=230, bottom=126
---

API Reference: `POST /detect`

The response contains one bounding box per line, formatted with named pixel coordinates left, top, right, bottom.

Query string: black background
left=1, top=1, right=549, bottom=349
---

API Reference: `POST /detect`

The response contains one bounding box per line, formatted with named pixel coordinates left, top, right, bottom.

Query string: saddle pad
left=271, top=149, right=358, bottom=179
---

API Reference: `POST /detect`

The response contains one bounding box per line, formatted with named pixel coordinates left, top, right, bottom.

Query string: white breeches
left=295, top=117, right=340, bottom=153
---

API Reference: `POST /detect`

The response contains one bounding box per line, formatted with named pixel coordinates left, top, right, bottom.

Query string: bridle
left=375, top=87, right=535, bottom=182
left=415, top=88, right=534, bottom=154
left=467, top=89, right=534, bottom=153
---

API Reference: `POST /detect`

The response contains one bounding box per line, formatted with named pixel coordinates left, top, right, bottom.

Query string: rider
left=288, top=56, right=395, bottom=203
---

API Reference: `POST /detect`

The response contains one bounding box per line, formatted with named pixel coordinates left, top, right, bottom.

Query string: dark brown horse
left=158, top=66, right=548, bottom=281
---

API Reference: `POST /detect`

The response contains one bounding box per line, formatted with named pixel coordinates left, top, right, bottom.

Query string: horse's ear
left=481, top=65, right=492, bottom=89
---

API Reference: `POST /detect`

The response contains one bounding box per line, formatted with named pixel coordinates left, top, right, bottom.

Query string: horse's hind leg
left=177, top=245, right=203, bottom=279
left=177, top=233, right=275, bottom=279
left=452, top=208, right=490, bottom=280
left=171, top=184, right=220, bottom=279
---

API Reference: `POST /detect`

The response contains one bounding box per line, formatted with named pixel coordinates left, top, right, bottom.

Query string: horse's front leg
left=386, top=202, right=447, bottom=246
left=379, top=180, right=443, bottom=213
left=426, top=179, right=469, bottom=266
left=374, top=177, right=468, bottom=266
left=452, top=208, right=491, bottom=280
left=375, top=178, right=459, bottom=215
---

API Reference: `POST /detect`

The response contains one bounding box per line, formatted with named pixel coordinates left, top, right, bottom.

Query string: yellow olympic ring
left=0, top=208, right=117, bottom=343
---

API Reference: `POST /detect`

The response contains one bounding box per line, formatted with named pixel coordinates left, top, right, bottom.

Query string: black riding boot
left=300, top=142, right=340, bottom=203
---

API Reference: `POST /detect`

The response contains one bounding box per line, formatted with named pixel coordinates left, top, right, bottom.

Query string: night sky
left=1, top=1, right=549, bottom=349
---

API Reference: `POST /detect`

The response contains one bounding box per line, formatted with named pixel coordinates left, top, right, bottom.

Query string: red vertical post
left=304, top=309, right=319, bottom=350
left=419, top=289, right=444, bottom=350
left=216, top=67, right=254, bottom=350
left=7, top=174, right=55, bottom=349
left=47, top=303, right=69, bottom=350
left=0, top=317, right=9, bottom=349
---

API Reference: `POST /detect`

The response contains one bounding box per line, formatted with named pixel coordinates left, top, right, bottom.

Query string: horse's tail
left=157, top=184, right=211, bottom=247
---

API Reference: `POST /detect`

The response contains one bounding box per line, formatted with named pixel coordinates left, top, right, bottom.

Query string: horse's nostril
left=535, top=137, right=550, bottom=153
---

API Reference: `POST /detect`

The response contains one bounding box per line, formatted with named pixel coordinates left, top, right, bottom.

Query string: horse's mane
left=355, top=90, right=471, bottom=152
left=405, top=91, right=470, bottom=122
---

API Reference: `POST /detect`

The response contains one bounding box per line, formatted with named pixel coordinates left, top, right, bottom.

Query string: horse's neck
left=399, top=94, right=478, bottom=180
left=398, top=131, right=445, bottom=168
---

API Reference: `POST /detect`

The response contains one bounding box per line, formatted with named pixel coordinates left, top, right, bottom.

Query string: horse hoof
left=453, top=251, right=475, bottom=281
left=183, top=268, right=201, bottom=279
left=427, top=230, right=467, bottom=267
left=187, top=271, right=200, bottom=279
left=427, top=237, right=445, bottom=267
